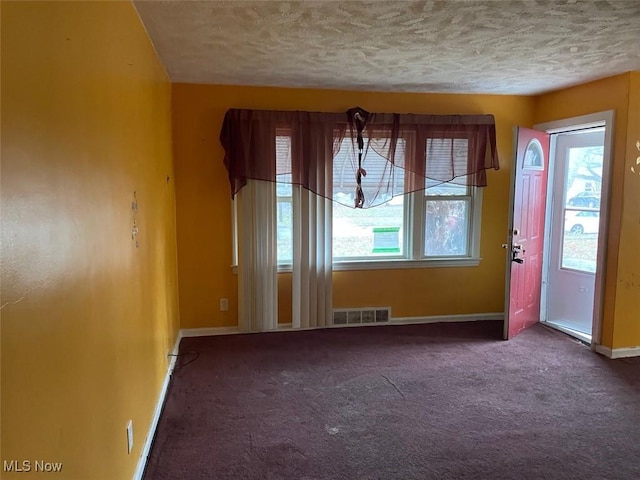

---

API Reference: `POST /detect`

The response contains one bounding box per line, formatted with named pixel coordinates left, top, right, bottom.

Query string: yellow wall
left=534, top=73, right=639, bottom=348
left=172, top=83, right=535, bottom=328
left=1, top=2, right=636, bottom=477
left=1, top=2, right=179, bottom=478
left=614, top=72, right=640, bottom=347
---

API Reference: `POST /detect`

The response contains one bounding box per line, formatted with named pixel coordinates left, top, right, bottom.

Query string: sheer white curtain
left=292, top=186, right=333, bottom=329
left=236, top=180, right=278, bottom=332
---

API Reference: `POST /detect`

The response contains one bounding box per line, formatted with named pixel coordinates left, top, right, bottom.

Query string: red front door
left=504, top=127, right=550, bottom=340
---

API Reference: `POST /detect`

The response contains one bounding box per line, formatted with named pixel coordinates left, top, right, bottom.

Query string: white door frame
left=535, top=110, right=615, bottom=349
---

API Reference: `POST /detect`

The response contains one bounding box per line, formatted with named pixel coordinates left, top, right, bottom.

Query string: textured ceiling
left=134, top=0, right=640, bottom=95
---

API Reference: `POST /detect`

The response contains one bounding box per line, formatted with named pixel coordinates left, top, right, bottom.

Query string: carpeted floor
left=143, top=321, right=640, bottom=480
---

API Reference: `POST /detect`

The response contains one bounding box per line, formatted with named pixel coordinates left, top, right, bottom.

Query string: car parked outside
left=565, top=211, right=599, bottom=235
left=567, top=192, right=600, bottom=208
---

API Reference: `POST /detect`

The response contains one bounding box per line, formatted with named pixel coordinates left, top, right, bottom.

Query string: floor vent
left=333, top=307, right=391, bottom=326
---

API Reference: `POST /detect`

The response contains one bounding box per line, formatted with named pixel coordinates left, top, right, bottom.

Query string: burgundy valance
left=220, top=107, right=499, bottom=208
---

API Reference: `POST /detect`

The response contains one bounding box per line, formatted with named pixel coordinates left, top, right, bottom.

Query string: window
left=559, top=144, right=603, bottom=273
left=332, top=137, right=406, bottom=260
left=276, top=134, right=293, bottom=264
left=423, top=182, right=472, bottom=257
left=422, top=138, right=476, bottom=258
left=276, top=181, right=293, bottom=264
left=273, top=134, right=482, bottom=268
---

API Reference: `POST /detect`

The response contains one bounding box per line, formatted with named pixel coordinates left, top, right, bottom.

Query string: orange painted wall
left=172, top=83, right=535, bottom=328
left=613, top=71, right=640, bottom=347
left=533, top=73, right=638, bottom=348
left=1, top=2, right=179, bottom=478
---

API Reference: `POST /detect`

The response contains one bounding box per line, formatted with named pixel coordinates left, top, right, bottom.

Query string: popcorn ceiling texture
left=134, top=0, right=640, bottom=95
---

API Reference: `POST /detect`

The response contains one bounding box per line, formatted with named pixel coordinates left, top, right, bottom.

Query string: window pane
left=425, top=181, right=467, bottom=196
left=425, top=200, right=469, bottom=256
left=333, top=137, right=406, bottom=207
left=276, top=134, right=293, bottom=264
left=333, top=196, right=404, bottom=259
left=277, top=198, right=293, bottom=263
left=276, top=180, right=292, bottom=197
left=560, top=144, right=602, bottom=273
left=523, top=139, right=544, bottom=168
left=333, top=135, right=405, bottom=259
left=425, top=138, right=469, bottom=188
left=562, top=210, right=598, bottom=272
left=276, top=134, right=291, bottom=176
left=565, top=146, right=602, bottom=209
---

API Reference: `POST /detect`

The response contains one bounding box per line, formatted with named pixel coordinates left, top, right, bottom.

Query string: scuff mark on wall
left=131, top=191, right=139, bottom=248
left=0, top=296, right=26, bottom=311
left=631, top=140, right=640, bottom=175
left=633, top=140, right=640, bottom=224
left=0, top=271, right=72, bottom=310
left=618, top=271, right=639, bottom=290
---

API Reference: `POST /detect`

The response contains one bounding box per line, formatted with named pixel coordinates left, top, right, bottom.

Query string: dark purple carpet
left=144, top=322, right=640, bottom=480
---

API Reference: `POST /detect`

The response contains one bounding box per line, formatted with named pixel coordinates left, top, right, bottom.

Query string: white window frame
left=331, top=132, right=409, bottom=263
left=416, top=185, right=483, bottom=259
left=232, top=132, right=485, bottom=272
left=333, top=131, right=483, bottom=270
left=331, top=197, right=407, bottom=264
left=333, top=187, right=482, bottom=271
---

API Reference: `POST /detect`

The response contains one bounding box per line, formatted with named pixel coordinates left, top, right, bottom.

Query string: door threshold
left=542, top=321, right=592, bottom=345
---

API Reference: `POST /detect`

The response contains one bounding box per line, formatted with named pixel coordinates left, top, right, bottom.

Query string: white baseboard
left=271, top=314, right=502, bottom=332
left=595, top=344, right=640, bottom=359
left=133, top=332, right=182, bottom=480
left=179, top=314, right=503, bottom=339
left=595, top=344, right=612, bottom=357
left=392, top=312, right=504, bottom=324
left=611, top=347, right=640, bottom=358
left=180, top=326, right=239, bottom=337
left=181, top=325, right=297, bottom=337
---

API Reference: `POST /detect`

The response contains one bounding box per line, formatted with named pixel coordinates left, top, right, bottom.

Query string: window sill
left=232, top=257, right=481, bottom=274
left=331, top=257, right=481, bottom=271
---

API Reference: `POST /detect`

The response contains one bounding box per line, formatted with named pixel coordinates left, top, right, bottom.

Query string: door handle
left=502, top=243, right=525, bottom=254
left=512, top=249, right=524, bottom=264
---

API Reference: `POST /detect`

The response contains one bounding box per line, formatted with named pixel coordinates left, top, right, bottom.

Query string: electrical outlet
left=126, top=420, right=133, bottom=454
left=220, top=298, right=229, bottom=311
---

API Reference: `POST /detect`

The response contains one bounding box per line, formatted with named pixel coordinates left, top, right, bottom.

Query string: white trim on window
left=409, top=190, right=423, bottom=260
left=233, top=256, right=482, bottom=275
left=470, top=187, right=483, bottom=259
left=232, top=131, right=486, bottom=270
left=231, top=198, right=238, bottom=267
left=332, top=257, right=481, bottom=271
left=233, top=186, right=484, bottom=271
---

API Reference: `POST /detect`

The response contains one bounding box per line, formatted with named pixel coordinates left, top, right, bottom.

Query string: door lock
left=512, top=246, right=525, bottom=264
